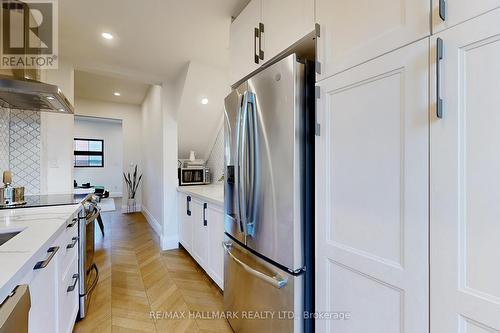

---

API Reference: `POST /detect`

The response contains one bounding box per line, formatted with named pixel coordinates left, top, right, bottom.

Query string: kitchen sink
left=0, top=231, right=21, bottom=246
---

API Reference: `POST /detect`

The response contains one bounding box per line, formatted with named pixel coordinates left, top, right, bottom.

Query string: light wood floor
left=73, top=210, right=233, bottom=333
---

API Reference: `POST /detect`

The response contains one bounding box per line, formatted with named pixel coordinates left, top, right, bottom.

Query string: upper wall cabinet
left=229, top=0, right=262, bottom=87
left=432, top=0, right=500, bottom=33
left=315, top=0, right=430, bottom=81
left=261, top=0, right=314, bottom=61
left=229, top=0, right=314, bottom=87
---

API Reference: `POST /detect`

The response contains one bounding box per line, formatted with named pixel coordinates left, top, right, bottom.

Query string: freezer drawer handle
left=222, top=241, right=288, bottom=289
left=33, top=246, right=59, bottom=270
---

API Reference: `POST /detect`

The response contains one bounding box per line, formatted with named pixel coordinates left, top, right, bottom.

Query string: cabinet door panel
left=207, top=205, right=224, bottom=289
left=432, top=0, right=500, bottom=34
left=261, top=0, right=314, bottom=60
left=316, top=0, right=430, bottom=81
left=229, top=0, right=261, bottom=86
left=430, top=9, right=500, bottom=332
left=178, top=193, right=193, bottom=251
left=28, top=248, right=59, bottom=333
left=191, top=200, right=208, bottom=267
left=315, top=39, right=429, bottom=333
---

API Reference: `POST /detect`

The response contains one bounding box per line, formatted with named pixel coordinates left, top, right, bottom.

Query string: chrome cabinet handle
left=203, top=203, right=208, bottom=226
left=222, top=241, right=288, bottom=289
left=67, top=218, right=77, bottom=228
left=67, top=237, right=78, bottom=249
left=67, top=274, right=79, bottom=292
left=254, top=27, right=259, bottom=64
left=33, top=246, right=59, bottom=270
left=439, top=0, right=446, bottom=21
left=186, top=196, right=191, bottom=216
left=436, top=38, right=444, bottom=119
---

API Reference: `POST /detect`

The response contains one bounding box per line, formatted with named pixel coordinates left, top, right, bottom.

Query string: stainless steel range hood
left=0, top=75, right=74, bottom=114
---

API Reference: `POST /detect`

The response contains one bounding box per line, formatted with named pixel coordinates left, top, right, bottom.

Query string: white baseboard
left=161, top=234, right=179, bottom=251
left=141, top=205, right=162, bottom=236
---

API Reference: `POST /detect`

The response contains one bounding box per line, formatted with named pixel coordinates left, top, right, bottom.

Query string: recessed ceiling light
left=46, top=96, right=54, bottom=100
left=101, top=32, right=114, bottom=40
left=58, top=108, right=64, bottom=112
left=201, top=98, right=209, bottom=105
left=113, top=92, right=121, bottom=96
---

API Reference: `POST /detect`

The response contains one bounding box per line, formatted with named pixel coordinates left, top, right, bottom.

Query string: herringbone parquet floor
left=73, top=209, right=233, bottom=333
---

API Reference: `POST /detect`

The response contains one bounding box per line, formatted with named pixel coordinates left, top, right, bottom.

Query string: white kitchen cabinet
left=177, top=191, right=225, bottom=290
left=315, top=0, right=430, bottom=81
left=261, top=0, right=314, bottom=61
left=315, top=38, right=429, bottom=333
left=26, top=246, right=59, bottom=333
left=432, top=0, right=500, bottom=34
left=191, top=199, right=209, bottom=268
left=430, top=9, right=500, bottom=332
left=229, top=0, right=261, bottom=86
left=19, top=211, right=80, bottom=333
left=206, top=205, right=224, bottom=289
left=177, top=192, right=193, bottom=251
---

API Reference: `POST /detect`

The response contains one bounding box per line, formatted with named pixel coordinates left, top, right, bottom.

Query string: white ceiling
left=74, top=70, right=150, bottom=105
left=59, top=0, right=251, bottom=84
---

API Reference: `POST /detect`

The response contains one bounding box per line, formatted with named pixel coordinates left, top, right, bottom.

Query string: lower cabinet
left=21, top=210, right=80, bottom=333
left=178, top=192, right=224, bottom=289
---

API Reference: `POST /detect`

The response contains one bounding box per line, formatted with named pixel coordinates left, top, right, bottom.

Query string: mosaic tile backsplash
left=0, top=108, right=41, bottom=194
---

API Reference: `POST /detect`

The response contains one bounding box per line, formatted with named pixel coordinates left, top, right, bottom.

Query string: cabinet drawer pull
left=187, top=196, right=192, bottom=216
left=439, top=0, right=446, bottom=21
left=67, top=237, right=78, bottom=249
left=436, top=38, right=444, bottom=119
left=258, top=22, right=264, bottom=61
left=33, top=246, right=59, bottom=270
left=67, top=218, right=77, bottom=228
left=254, top=27, right=259, bottom=64
left=203, top=203, right=208, bottom=226
left=67, top=274, right=79, bottom=292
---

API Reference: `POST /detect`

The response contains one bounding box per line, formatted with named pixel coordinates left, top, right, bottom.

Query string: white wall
left=177, top=61, right=230, bottom=160
left=75, top=98, right=143, bottom=208
left=74, top=117, right=123, bottom=196
left=141, top=85, right=164, bottom=235
left=40, top=62, right=75, bottom=194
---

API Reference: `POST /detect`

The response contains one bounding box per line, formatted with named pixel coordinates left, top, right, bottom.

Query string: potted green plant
left=123, top=165, right=142, bottom=212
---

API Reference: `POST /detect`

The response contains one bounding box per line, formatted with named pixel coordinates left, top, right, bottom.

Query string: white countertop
left=0, top=204, right=81, bottom=303
left=177, top=184, right=224, bottom=206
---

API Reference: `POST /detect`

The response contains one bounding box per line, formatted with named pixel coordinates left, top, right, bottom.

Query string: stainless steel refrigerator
left=223, top=53, right=315, bottom=333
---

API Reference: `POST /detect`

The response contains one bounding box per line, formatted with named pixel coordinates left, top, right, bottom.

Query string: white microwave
left=178, top=167, right=210, bottom=186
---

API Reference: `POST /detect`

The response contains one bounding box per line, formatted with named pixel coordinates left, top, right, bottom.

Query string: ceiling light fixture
left=101, top=32, right=114, bottom=40
left=113, top=92, right=121, bottom=96
left=201, top=98, right=209, bottom=105
left=46, top=96, right=54, bottom=100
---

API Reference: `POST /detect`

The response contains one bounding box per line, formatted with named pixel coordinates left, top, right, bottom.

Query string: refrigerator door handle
left=238, top=91, right=250, bottom=236
left=246, top=92, right=258, bottom=237
left=222, top=241, right=288, bottom=289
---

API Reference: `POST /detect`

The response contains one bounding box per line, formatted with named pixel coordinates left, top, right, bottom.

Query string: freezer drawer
left=223, top=236, right=303, bottom=333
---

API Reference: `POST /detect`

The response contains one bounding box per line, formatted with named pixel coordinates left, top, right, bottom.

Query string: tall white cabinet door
left=207, top=205, right=224, bottom=289
left=315, top=38, right=429, bottom=333
left=229, top=0, right=261, bottom=86
left=191, top=199, right=208, bottom=267
left=178, top=193, right=193, bottom=251
left=432, top=0, right=500, bottom=34
left=315, top=0, right=430, bottom=81
left=261, top=0, right=314, bottom=61
left=430, top=9, right=500, bottom=332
